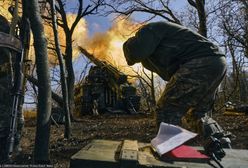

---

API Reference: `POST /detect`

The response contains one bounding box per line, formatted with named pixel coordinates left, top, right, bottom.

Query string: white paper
left=151, top=122, right=197, bottom=156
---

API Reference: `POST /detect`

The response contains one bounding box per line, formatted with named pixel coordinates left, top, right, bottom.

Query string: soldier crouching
left=122, top=21, right=231, bottom=152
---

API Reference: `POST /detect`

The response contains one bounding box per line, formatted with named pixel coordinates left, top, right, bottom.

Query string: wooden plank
left=121, top=140, right=138, bottom=151
left=70, top=140, right=120, bottom=168
left=120, top=140, right=138, bottom=168
left=70, top=140, right=248, bottom=168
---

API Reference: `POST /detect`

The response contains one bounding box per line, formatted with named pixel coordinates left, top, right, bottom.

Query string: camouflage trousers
left=156, top=56, right=226, bottom=129
left=0, top=76, right=11, bottom=162
left=0, top=76, right=11, bottom=137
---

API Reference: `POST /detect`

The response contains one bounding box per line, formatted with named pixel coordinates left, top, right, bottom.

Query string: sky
left=68, top=0, right=186, bottom=36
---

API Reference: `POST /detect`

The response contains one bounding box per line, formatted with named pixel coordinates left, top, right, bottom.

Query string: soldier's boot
left=200, top=117, right=232, bottom=147
left=181, top=109, right=233, bottom=161
left=182, top=108, right=232, bottom=140
left=201, top=117, right=234, bottom=161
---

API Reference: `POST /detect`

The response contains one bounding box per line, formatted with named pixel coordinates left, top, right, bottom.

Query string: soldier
left=0, top=15, right=24, bottom=162
left=0, top=15, right=12, bottom=162
left=123, top=22, right=229, bottom=142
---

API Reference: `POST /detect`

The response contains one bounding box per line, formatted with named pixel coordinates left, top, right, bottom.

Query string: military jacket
left=123, top=22, right=225, bottom=81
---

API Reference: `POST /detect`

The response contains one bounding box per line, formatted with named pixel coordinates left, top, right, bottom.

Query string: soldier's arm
left=123, top=25, right=161, bottom=65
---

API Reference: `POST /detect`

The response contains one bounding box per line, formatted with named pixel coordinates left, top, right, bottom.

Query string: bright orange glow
left=81, top=18, right=144, bottom=77
left=0, top=1, right=15, bottom=21
left=0, top=2, right=144, bottom=77
left=43, top=14, right=88, bottom=65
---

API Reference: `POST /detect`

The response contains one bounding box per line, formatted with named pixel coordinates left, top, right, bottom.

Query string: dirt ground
left=14, top=111, right=248, bottom=168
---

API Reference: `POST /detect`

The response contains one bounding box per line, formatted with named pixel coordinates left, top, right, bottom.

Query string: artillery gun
left=76, top=47, right=140, bottom=115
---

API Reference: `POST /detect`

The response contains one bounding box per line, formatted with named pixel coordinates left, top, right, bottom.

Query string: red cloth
left=162, top=145, right=210, bottom=162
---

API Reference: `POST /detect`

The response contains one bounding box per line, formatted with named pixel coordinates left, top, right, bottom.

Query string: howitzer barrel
left=78, top=47, right=127, bottom=84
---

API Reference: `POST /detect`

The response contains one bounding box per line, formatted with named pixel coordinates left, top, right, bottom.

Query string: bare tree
left=217, top=0, right=248, bottom=103
left=50, top=0, right=71, bottom=139
left=52, top=0, right=104, bottom=116
left=105, top=0, right=181, bottom=24
left=221, top=0, right=248, bottom=59
left=25, top=0, right=52, bottom=163
left=130, top=67, right=156, bottom=111
left=187, top=0, right=207, bottom=37
left=39, top=0, right=104, bottom=118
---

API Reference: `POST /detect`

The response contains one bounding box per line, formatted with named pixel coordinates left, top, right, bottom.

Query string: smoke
left=81, top=18, right=143, bottom=75
left=0, top=2, right=88, bottom=65
left=0, top=1, right=142, bottom=76
left=0, top=1, right=14, bottom=21
left=42, top=13, right=88, bottom=65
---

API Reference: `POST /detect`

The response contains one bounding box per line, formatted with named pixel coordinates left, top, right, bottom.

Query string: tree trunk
left=188, top=0, right=207, bottom=37
left=244, top=1, right=248, bottom=57
left=227, top=39, right=240, bottom=101
left=150, top=72, right=156, bottom=106
left=65, top=34, right=75, bottom=119
left=26, top=0, right=52, bottom=163
left=195, top=0, right=207, bottom=37
left=50, top=0, right=71, bottom=139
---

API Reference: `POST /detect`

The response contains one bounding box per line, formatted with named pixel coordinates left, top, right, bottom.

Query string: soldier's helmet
left=0, top=15, right=10, bottom=33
